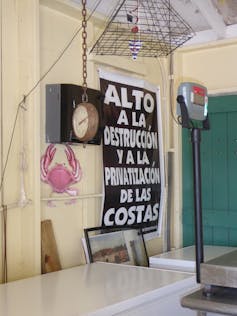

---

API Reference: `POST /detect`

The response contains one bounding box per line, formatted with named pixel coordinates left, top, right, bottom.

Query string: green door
left=183, top=95, right=237, bottom=247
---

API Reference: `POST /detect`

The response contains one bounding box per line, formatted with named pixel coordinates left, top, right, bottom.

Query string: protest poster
left=99, top=69, right=164, bottom=235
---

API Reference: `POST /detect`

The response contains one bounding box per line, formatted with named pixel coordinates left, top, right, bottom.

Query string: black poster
left=99, top=70, right=164, bottom=234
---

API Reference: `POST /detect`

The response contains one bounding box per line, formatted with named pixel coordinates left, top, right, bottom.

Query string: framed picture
left=83, top=226, right=148, bottom=267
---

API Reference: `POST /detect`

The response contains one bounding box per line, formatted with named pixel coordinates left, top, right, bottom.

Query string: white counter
left=0, top=262, right=197, bottom=316
left=149, top=245, right=236, bottom=273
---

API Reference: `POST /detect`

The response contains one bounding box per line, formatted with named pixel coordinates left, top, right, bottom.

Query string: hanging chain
left=82, top=0, right=88, bottom=103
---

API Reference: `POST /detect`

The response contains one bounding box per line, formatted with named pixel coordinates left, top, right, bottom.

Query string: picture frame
left=83, top=226, right=149, bottom=267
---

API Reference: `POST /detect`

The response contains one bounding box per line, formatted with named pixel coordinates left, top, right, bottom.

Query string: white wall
left=6, top=0, right=237, bottom=282
left=0, top=0, right=172, bottom=282
left=0, top=0, right=41, bottom=282
left=39, top=3, right=170, bottom=268
left=178, top=41, right=237, bottom=93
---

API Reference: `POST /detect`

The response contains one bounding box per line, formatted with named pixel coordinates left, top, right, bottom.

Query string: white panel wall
left=0, top=0, right=172, bottom=282
left=0, top=0, right=41, bottom=282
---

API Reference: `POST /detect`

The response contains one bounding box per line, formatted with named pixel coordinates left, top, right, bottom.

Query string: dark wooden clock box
left=45, top=83, right=103, bottom=145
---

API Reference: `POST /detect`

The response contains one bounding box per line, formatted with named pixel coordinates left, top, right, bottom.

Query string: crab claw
left=40, top=144, right=56, bottom=181
left=65, top=145, right=82, bottom=183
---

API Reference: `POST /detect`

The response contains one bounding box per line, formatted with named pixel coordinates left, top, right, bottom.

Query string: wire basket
left=90, top=0, right=194, bottom=59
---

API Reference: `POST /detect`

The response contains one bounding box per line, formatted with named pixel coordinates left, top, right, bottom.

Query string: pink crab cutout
left=41, top=144, right=82, bottom=206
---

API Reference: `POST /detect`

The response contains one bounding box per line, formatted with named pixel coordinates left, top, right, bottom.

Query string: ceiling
left=68, top=0, right=237, bottom=47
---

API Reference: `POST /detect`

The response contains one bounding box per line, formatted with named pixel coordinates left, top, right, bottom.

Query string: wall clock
left=45, top=84, right=103, bottom=145
left=72, top=102, right=99, bottom=142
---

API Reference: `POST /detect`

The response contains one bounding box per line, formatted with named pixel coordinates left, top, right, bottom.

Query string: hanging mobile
left=72, top=0, right=99, bottom=142
left=128, top=0, right=142, bottom=60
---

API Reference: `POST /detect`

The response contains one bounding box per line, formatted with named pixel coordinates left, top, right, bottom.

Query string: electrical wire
left=2, top=205, right=7, bottom=283
left=169, top=53, right=180, bottom=125
left=156, top=57, right=167, bottom=98
left=0, top=0, right=103, bottom=193
left=0, top=0, right=7, bottom=284
left=0, top=0, right=103, bottom=283
left=156, top=56, right=179, bottom=126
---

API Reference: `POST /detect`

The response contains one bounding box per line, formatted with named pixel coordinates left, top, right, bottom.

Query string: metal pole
left=191, top=128, right=204, bottom=283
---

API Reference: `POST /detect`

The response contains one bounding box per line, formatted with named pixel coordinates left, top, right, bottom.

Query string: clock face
left=72, top=102, right=99, bottom=142
left=72, top=105, right=88, bottom=139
